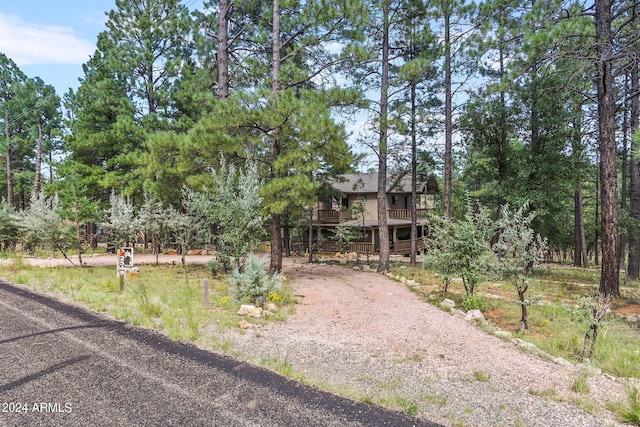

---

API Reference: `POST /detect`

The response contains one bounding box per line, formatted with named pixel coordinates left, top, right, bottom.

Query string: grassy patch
left=394, top=262, right=640, bottom=381
left=610, top=387, right=640, bottom=426
left=376, top=395, right=420, bottom=416
left=528, top=387, right=563, bottom=402
left=571, top=372, right=591, bottom=394
left=0, top=261, right=294, bottom=345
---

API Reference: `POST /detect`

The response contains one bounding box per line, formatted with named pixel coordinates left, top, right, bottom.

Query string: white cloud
left=0, top=14, right=94, bottom=66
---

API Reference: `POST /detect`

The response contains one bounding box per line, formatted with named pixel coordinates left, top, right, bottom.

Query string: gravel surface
left=11, top=253, right=637, bottom=426
left=215, top=257, right=634, bottom=427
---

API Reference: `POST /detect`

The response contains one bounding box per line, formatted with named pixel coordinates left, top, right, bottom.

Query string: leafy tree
left=492, top=202, right=547, bottom=332
left=62, top=36, right=141, bottom=205
left=423, top=214, right=456, bottom=293
left=0, top=54, right=40, bottom=209
left=56, top=173, right=100, bottom=266
left=16, top=192, right=74, bottom=259
left=425, top=197, right=495, bottom=298
left=210, top=159, right=264, bottom=269
left=182, top=157, right=265, bottom=270
left=104, top=0, right=193, bottom=123
left=135, top=194, right=180, bottom=264
left=0, top=200, right=19, bottom=250
left=100, top=191, right=139, bottom=249
left=179, top=186, right=215, bottom=282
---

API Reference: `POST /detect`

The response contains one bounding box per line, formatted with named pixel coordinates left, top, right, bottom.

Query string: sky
left=0, top=1, right=204, bottom=97
left=0, top=1, right=116, bottom=96
left=0, top=1, right=373, bottom=166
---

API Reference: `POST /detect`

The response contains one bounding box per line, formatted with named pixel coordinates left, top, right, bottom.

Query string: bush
left=227, top=253, right=282, bottom=304
left=461, top=295, right=488, bottom=312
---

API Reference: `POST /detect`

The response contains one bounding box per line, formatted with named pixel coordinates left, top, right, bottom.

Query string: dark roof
left=330, top=172, right=418, bottom=194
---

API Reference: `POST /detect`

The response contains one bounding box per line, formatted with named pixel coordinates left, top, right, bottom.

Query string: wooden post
left=203, top=279, right=210, bottom=308
left=118, top=250, right=125, bottom=294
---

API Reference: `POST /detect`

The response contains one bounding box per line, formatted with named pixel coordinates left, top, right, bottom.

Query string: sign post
left=118, top=249, right=125, bottom=294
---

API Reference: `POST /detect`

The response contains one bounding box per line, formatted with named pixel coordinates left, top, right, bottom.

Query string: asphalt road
left=0, top=282, right=440, bottom=427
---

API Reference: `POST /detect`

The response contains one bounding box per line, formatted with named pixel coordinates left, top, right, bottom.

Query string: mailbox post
left=118, top=249, right=125, bottom=293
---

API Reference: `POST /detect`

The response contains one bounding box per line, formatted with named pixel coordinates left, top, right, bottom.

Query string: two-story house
left=313, top=172, right=438, bottom=255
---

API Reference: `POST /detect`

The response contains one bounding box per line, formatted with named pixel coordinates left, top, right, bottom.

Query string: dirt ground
left=7, top=252, right=634, bottom=426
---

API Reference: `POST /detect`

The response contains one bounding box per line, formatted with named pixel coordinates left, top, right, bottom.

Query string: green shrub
left=462, top=295, right=487, bottom=312
left=227, top=253, right=282, bottom=304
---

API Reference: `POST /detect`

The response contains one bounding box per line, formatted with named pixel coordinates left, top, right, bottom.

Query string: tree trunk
left=574, top=185, right=588, bottom=268
left=572, top=99, right=588, bottom=268
left=5, top=110, right=14, bottom=208
left=595, top=178, right=599, bottom=266
left=628, top=33, right=640, bottom=278
left=518, top=287, right=528, bottom=331
left=443, top=8, right=452, bottom=219
left=410, top=80, right=418, bottom=266
left=308, top=208, right=313, bottom=263
left=619, top=76, right=628, bottom=277
left=217, top=0, right=229, bottom=99
left=595, top=0, right=620, bottom=298
left=283, top=222, right=291, bottom=257
left=33, top=121, right=43, bottom=198
left=269, top=0, right=283, bottom=274
left=76, top=220, right=84, bottom=267
left=377, top=3, right=390, bottom=273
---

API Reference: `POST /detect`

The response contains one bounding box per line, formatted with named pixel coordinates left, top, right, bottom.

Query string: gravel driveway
left=11, top=253, right=635, bottom=426
left=219, top=257, right=632, bottom=427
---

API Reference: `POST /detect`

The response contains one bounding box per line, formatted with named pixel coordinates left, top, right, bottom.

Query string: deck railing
left=388, top=208, right=429, bottom=220
left=392, top=239, right=426, bottom=255
left=321, top=240, right=425, bottom=255
left=321, top=241, right=374, bottom=254
left=316, top=209, right=349, bottom=223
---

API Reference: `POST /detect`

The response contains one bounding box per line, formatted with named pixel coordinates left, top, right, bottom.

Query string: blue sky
left=0, top=1, right=116, bottom=96
left=0, top=1, right=204, bottom=97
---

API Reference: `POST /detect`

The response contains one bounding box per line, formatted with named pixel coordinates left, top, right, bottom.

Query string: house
left=312, top=172, right=438, bottom=255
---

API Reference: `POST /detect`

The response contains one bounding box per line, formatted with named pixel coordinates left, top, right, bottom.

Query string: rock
left=514, top=338, right=538, bottom=351
left=239, top=320, right=254, bottom=329
left=494, top=330, right=513, bottom=340
left=247, top=307, right=263, bottom=317
left=400, top=277, right=407, bottom=284
left=465, top=309, right=487, bottom=325
left=265, top=302, right=278, bottom=312
left=452, top=309, right=466, bottom=318
left=237, top=304, right=256, bottom=316
left=625, top=315, right=638, bottom=323
left=407, top=279, right=417, bottom=286
left=440, top=299, right=456, bottom=310
left=552, top=357, right=573, bottom=368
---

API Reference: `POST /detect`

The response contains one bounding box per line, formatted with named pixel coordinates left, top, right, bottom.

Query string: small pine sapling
left=228, top=253, right=282, bottom=304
